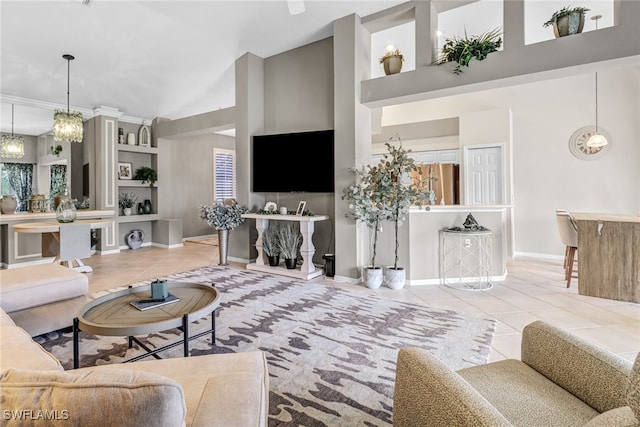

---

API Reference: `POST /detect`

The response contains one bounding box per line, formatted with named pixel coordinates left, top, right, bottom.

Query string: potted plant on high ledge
left=379, top=47, right=404, bottom=75
left=435, top=28, right=502, bottom=75
left=342, top=164, right=392, bottom=289
left=377, top=135, right=431, bottom=289
left=543, top=6, right=590, bottom=38
left=199, top=199, right=249, bottom=266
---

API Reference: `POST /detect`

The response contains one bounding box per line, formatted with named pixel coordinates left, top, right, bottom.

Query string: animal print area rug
left=38, top=266, right=496, bottom=426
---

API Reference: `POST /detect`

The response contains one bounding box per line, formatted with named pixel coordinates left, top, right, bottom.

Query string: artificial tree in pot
left=342, top=163, right=392, bottom=289
left=261, top=222, right=281, bottom=267
left=199, top=199, right=249, bottom=266
left=377, top=135, right=431, bottom=289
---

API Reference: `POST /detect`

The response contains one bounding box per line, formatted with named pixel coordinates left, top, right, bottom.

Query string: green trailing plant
left=134, top=166, right=157, bottom=186
left=435, top=28, right=502, bottom=75
left=277, top=222, right=302, bottom=260
left=543, top=6, right=590, bottom=28
left=261, top=222, right=280, bottom=257
left=377, top=134, right=431, bottom=269
left=199, top=201, right=249, bottom=231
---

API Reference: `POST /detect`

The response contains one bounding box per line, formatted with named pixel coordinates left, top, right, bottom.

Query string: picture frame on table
left=296, top=201, right=306, bottom=216
left=118, top=162, right=133, bottom=180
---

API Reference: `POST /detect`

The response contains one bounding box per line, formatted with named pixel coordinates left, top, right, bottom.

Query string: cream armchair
left=393, top=320, right=640, bottom=427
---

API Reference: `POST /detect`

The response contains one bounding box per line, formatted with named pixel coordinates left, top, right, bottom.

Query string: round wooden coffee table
left=73, top=282, right=220, bottom=368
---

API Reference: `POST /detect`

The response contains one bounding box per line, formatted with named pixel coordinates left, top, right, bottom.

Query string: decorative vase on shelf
left=1, top=195, right=18, bottom=214
left=142, top=199, right=152, bottom=214
left=123, top=207, right=132, bottom=216
left=118, top=127, right=125, bottom=144
left=56, top=198, right=77, bottom=223
left=127, top=133, right=136, bottom=145
left=382, top=56, right=403, bottom=75
left=137, top=203, right=144, bottom=215
left=218, top=229, right=229, bottom=266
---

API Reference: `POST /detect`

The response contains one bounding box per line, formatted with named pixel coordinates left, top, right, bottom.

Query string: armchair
left=393, top=320, right=639, bottom=426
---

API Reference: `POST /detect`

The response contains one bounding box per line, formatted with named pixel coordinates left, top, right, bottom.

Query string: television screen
left=252, top=130, right=334, bottom=193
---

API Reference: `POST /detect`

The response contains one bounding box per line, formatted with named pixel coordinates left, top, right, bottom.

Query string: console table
left=440, top=229, right=493, bottom=290
left=241, top=213, right=330, bottom=280
left=13, top=219, right=111, bottom=272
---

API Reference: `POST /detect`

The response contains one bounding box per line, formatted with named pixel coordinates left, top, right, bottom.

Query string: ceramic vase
left=0, top=195, right=18, bottom=214
left=383, top=56, right=403, bottom=75
left=143, top=199, right=152, bottom=214
left=127, top=133, right=136, bottom=145
left=553, top=13, right=585, bottom=38
left=218, top=229, right=229, bottom=266
left=123, top=208, right=132, bottom=216
left=385, top=267, right=406, bottom=290
left=363, top=267, right=383, bottom=289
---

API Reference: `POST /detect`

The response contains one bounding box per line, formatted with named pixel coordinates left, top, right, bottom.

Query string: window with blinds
left=213, top=148, right=236, bottom=202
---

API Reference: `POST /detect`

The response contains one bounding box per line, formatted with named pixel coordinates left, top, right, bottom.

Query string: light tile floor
left=83, top=243, right=640, bottom=363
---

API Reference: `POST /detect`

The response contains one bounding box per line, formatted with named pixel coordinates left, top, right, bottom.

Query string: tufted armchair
left=393, top=320, right=640, bottom=426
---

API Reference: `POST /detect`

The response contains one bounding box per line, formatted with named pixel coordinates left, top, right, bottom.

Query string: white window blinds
left=213, top=148, right=236, bottom=202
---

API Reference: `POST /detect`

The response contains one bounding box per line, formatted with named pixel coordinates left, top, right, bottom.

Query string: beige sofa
left=394, top=320, right=640, bottom=426
left=0, top=264, right=88, bottom=336
left=0, top=308, right=269, bottom=426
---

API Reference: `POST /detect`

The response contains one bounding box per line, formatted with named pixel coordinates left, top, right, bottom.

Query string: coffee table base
left=73, top=312, right=216, bottom=369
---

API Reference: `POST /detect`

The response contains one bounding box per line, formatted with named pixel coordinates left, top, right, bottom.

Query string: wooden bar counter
left=572, top=212, right=640, bottom=303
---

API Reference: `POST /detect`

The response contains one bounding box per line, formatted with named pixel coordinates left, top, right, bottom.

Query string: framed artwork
left=118, top=162, right=133, bottom=180
left=296, top=201, right=306, bottom=216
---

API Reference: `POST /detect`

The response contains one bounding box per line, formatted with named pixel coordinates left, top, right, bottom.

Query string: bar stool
left=555, top=209, right=578, bottom=288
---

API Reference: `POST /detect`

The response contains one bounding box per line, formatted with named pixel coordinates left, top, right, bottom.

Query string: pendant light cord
left=66, top=57, right=71, bottom=114
left=594, top=72, right=599, bottom=134
left=10, top=104, right=15, bottom=137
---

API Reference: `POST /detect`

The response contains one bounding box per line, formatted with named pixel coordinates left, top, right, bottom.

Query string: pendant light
left=1, top=104, right=25, bottom=159
left=53, top=54, right=83, bottom=143
left=586, top=15, right=607, bottom=148
left=586, top=72, right=608, bottom=148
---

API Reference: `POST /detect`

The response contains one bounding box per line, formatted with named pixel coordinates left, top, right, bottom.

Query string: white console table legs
left=242, top=213, right=329, bottom=280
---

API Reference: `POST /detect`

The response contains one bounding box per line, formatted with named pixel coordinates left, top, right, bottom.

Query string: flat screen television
left=252, top=130, right=334, bottom=193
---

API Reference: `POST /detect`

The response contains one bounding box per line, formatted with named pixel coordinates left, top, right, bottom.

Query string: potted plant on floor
left=199, top=199, right=249, bottom=266
left=434, top=28, right=502, bottom=75
left=262, top=222, right=281, bottom=267
left=377, top=135, right=430, bottom=289
left=543, top=6, right=590, bottom=38
left=342, top=164, right=392, bottom=289
left=277, top=222, right=302, bottom=269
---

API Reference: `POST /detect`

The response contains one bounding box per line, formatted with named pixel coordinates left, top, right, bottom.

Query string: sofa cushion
left=583, top=407, right=640, bottom=427
left=0, top=325, right=63, bottom=371
left=0, top=264, right=88, bottom=313
left=0, top=368, right=186, bottom=427
left=94, top=351, right=269, bottom=427
left=628, top=354, right=640, bottom=421
left=458, top=359, right=599, bottom=427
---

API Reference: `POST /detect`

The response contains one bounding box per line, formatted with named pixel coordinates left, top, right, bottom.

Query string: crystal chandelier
left=53, top=54, right=83, bottom=143
left=1, top=104, right=25, bottom=159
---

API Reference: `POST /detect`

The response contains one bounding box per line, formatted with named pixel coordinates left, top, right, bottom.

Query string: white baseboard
left=152, top=243, right=184, bottom=249
left=408, top=273, right=507, bottom=286
left=514, top=251, right=564, bottom=261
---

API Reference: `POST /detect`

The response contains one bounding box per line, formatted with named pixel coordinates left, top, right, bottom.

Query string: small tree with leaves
left=377, top=135, right=430, bottom=270
left=342, top=163, right=392, bottom=268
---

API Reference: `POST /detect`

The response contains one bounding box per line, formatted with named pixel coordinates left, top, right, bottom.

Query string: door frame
left=462, top=143, right=506, bottom=205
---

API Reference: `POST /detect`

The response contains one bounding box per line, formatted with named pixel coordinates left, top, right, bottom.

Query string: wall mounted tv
left=252, top=129, right=334, bottom=193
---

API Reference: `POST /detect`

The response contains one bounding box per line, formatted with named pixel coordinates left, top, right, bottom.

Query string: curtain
left=49, top=164, right=67, bottom=209
left=2, top=163, right=34, bottom=212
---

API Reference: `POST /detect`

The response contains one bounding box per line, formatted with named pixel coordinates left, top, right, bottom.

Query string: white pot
left=363, top=267, right=383, bottom=289
left=385, top=267, right=406, bottom=290
left=123, top=207, right=132, bottom=216
left=127, top=133, right=136, bottom=145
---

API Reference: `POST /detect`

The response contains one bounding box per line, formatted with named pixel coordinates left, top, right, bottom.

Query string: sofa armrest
left=393, top=348, right=512, bottom=427
left=521, top=320, right=632, bottom=413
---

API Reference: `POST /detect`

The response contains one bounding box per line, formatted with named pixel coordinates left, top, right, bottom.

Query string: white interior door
left=465, top=145, right=504, bottom=205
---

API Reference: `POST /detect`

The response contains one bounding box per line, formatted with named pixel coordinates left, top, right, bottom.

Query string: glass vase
left=56, top=198, right=77, bottom=223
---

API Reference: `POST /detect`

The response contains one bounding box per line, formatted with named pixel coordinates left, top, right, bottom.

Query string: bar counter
left=572, top=212, right=640, bottom=303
